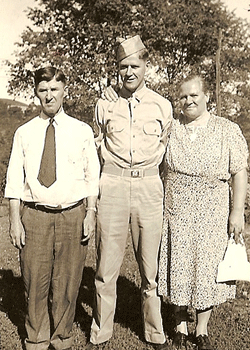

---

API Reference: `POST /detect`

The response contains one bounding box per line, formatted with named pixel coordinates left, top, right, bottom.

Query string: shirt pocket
left=143, top=121, right=161, bottom=136
left=106, top=120, right=124, bottom=134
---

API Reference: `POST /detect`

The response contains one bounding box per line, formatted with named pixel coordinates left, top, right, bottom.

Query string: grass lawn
left=0, top=199, right=250, bottom=349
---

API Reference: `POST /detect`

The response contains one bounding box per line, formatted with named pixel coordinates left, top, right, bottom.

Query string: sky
left=0, top=0, right=249, bottom=103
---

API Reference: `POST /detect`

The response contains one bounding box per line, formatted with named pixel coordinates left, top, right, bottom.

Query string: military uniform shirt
left=95, top=85, right=173, bottom=169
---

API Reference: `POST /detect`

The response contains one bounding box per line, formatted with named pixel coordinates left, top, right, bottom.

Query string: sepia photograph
left=0, top=1, right=250, bottom=349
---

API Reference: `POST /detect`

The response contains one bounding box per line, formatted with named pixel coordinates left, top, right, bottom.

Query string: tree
left=0, top=101, right=42, bottom=201
left=6, top=0, right=250, bottom=125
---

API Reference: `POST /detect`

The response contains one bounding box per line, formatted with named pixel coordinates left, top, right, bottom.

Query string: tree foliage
left=7, top=0, right=250, bottom=126
left=0, top=101, right=40, bottom=200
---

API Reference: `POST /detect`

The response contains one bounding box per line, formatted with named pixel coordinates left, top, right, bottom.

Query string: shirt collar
left=119, top=84, right=148, bottom=103
left=133, top=84, right=148, bottom=102
left=39, top=108, right=65, bottom=125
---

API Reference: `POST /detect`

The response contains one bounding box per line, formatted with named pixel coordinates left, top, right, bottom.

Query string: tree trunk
left=216, top=28, right=222, bottom=117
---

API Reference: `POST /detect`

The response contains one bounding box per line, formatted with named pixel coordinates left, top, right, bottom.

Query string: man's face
left=35, top=77, right=66, bottom=118
left=118, top=52, right=148, bottom=93
left=179, top=78, right=209, bottom=121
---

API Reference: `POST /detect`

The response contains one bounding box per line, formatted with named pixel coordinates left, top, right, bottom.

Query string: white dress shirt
left=5, top=110, right=100, bottom=207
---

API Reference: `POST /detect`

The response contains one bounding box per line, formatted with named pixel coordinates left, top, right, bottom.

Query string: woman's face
left=179, top=78, right=209, bottom=121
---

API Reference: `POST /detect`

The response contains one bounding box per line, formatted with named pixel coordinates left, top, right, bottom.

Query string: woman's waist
left=165, top=170, right=228, bottom=188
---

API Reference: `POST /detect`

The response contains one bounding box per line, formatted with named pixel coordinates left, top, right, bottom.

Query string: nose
left=186, top=95, right=192, bottom=104
left=46, top=89, right=53, bottom=100
left=126, top=66, right=132, bottom=76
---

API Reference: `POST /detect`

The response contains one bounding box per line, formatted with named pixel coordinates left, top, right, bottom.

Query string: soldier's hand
left=101, top=85, right=119, bottom=102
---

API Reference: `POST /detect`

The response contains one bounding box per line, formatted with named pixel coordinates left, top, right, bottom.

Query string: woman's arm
left=229, top=168, right=248, bottom=243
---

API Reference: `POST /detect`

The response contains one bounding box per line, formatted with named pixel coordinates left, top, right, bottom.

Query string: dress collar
left=180, top=110, right=211, bottom=127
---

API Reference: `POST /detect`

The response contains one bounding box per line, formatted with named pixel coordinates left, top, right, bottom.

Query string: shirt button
left=133, top=120, right=136, bottom=123
left=133, top=135, right=135, bottom=138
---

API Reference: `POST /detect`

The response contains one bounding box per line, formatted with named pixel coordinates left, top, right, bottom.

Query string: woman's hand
left=229, top=168, right=248, bottom=243
left=228, top=208, right=245, bottom=243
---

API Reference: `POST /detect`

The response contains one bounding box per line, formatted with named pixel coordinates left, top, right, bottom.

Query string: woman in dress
left=158, top=74, right=248, bottom=350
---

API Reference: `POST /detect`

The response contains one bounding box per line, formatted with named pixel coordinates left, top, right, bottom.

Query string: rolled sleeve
left=84, top=125, right=100, bottom=197
left=94, top=99, right=108, bottom=148
left=5, top=129, right=25, bottom=199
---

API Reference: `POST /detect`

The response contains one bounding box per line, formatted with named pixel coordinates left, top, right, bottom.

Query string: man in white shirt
left=5, top=66, right=100, bottom=350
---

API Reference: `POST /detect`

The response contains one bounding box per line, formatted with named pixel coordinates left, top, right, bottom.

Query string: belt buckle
left=44, top=204, right=62, bottom=210
left=131, top=170, right=140, bottom=178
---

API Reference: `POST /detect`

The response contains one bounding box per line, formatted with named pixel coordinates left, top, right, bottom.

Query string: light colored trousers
left=20, top=203, right=87, bottom=350
left=90, top=173, right=165, bottom=345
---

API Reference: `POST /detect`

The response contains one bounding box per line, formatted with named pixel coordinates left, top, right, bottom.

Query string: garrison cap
left=116, top=35, right=146, bottom=62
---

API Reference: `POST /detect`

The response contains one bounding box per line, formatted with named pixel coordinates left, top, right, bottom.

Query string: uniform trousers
left=20, top=202, right=87, bottom=350
left=90, top=173, right=165, bottom=345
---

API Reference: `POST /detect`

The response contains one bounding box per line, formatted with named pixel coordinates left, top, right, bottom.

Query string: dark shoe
left=147, top=341, right=169, bottom=349
left=196, top=335, right=213, bottom=350
left=172, top=332, right=187, bottom=350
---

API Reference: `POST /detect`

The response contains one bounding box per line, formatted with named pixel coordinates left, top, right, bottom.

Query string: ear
left=63, top=85, right=68, bottom=97
left=205, top=93, right=209, bottom=103
left=145, top=60, right=150, bottom=73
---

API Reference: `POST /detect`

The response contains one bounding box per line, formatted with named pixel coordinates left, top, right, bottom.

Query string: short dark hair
left=34, top=67, right=66, bottom=89
left=138, top=48, right=149, bottom=61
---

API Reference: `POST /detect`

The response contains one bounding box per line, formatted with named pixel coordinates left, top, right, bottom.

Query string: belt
left=23, top=199, right=84, bottom=213
left=102, top=166, right=158, bottom=178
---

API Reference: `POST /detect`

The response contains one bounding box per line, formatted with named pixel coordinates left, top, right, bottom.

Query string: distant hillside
left=0, top=98, right=28, bottom=108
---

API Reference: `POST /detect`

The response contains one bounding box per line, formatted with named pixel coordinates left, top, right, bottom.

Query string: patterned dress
left=158, top=114, right=248, bottom=310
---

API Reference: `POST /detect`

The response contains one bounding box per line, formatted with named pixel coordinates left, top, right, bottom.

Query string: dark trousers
left=20, top=203, right=87, bottom=350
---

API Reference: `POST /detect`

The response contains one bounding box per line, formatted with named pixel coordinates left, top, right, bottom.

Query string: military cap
left=116, top=35, right=146, bottom=62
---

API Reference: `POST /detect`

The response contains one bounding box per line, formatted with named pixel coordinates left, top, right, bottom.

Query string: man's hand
left=81, top=210, right=96, bottom=243
left=9, top=198, right=25, bottom=249
left=10, top=219, right=25, bottom=249
left=101, top=85, right=119, bottom=102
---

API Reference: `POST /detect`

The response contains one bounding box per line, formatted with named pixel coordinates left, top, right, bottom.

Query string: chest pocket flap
left=106, top=120, right=124, bottom=134
left=143, top=121, right=161, bottom=136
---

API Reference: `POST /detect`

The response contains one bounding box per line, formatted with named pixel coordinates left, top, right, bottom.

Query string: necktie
left=37, top=118, right=56, bottom=187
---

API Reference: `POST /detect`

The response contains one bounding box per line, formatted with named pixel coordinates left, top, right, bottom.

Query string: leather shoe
left=172, top=332, right=187, bottom=349
left=196, top=335, right=213, bottom=350
left=147, top=341, right=169, bottom=349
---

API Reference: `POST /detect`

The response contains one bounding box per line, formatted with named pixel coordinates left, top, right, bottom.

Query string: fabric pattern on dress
left=158, top=114, right=248, bottom=310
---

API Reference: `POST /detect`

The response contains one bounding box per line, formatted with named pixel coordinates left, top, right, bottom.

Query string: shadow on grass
left=0, top=267, right=93, bottom=348
left=0, top=269, right=26, bottom=349
left=75, top=265, right=95, bottom=337
left=0, top=266, right=175, bottom=347
left=76, top=266, right=176, bottom=343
